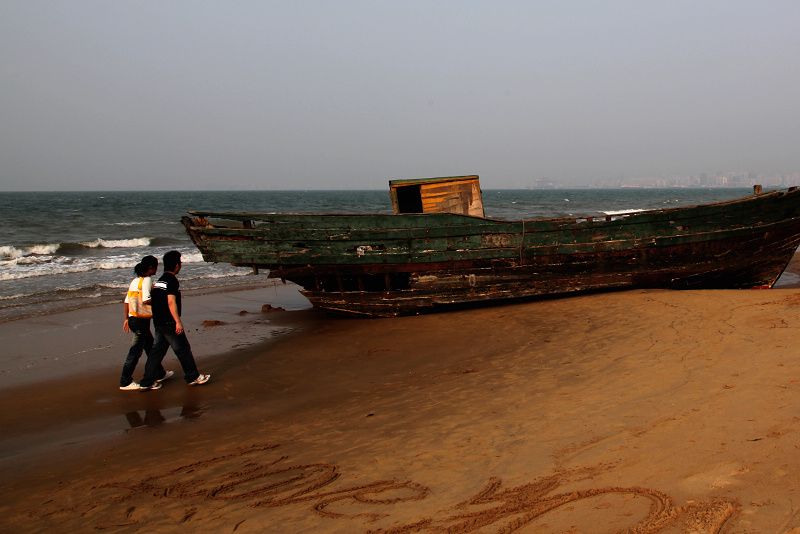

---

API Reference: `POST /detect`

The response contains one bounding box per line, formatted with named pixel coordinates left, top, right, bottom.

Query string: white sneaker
left=156, top=370, right=174, bottom=383
left=120, top=382, right=140, bottom=391
left=188, top=374, right=210, bottom=386
left=139, top=382, right=162, bottom=391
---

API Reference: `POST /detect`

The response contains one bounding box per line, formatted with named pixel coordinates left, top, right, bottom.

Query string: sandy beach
left=4, top=271, right=800, bottom=532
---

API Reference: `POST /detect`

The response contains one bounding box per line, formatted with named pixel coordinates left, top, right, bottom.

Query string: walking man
left=139, top=250, right=210, bottom=390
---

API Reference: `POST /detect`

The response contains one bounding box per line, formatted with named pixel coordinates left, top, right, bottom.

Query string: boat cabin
left=389, top=175, right=484, bottom=217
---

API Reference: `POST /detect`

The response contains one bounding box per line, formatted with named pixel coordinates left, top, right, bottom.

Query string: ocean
left=0, top=187, right=784, bottom=322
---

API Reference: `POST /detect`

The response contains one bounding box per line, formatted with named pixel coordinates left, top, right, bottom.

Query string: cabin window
left=394, top=185, right=424, bottom=213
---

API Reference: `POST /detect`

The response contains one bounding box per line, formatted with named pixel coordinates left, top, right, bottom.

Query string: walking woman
left=119, top=255, right=172, bottom=390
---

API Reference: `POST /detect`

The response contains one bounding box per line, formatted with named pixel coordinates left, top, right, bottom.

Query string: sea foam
left=79, top=237, right=151, bottom=248
left=0, top=244, right=60, bottom=259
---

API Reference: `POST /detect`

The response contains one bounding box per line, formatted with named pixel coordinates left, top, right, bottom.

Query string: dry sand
left=4, top=278, right=800, bottom=532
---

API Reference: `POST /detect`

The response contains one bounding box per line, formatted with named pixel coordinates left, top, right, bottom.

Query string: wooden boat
left=182, top=176, right=800, bottom=317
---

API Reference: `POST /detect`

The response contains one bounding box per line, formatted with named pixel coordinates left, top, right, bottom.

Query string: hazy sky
left=3, top=1, right=800, bottom=190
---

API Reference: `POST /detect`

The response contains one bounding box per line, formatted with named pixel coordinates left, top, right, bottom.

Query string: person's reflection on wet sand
left=124, top=406, right=204, bottom=429
left=124, top=410, right=165, bottom=428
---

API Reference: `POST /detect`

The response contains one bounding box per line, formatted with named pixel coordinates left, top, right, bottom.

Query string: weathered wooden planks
left=182, top=177, right=800, bottom=316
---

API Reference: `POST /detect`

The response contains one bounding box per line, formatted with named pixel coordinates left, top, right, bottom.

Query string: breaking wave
left=1, top=237, right=186, bottom=262
left=0, top=244, right=60, bottom=260
left=78, top=237, right=151, bottom=248
left=1, top=237, right=159, bottom=260
left=1, top=247, right=209, bottom=282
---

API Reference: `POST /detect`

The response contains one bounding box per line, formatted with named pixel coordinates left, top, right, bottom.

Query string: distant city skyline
left=533, top=171, right=800, bottom=189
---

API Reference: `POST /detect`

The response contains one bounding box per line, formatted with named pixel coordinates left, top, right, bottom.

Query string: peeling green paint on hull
left=182, top=187, right=800, bottom=316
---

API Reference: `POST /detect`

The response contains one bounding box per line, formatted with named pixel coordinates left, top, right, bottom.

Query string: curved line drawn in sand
left=97, top=443, right=428, bottom=524
left=88, top=443, right=737, bottom=533
left=370, top=477, right=737, bottom=533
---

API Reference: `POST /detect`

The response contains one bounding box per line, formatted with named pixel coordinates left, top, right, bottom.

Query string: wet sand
left=4, top=276, right=800, bottom=532
left=0, top=281, right=311, bottom=388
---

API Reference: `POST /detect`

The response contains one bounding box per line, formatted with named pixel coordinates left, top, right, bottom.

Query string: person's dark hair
left=163, top=250, right=182, bottom=272
left=134, top=255, right=158, bottom=277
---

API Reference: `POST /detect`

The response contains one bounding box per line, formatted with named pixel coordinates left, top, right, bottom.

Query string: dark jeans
left=120, top=316, right=156, bottom=387
left=140, top=322, right=200, bottom=387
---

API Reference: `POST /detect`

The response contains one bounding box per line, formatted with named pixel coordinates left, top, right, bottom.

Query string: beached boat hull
left=182, top=185, right=800, bottom=317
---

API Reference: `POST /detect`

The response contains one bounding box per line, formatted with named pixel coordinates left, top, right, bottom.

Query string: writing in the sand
left=91, top=443, right=736, bottom=532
